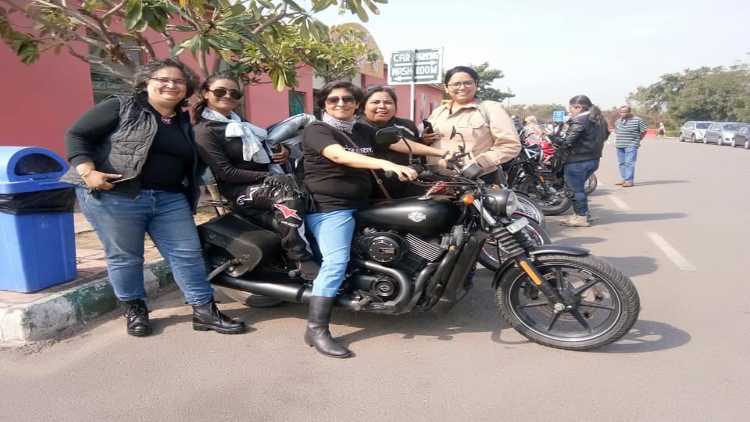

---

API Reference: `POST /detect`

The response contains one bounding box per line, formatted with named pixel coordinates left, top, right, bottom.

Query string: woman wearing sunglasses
left=193, top=73, right=320, bottom=281
left=423, top=66, right=521, bottom=179
left=62, top=59, right=245, bottom=337
left=301, top=80, right=443, bottom=358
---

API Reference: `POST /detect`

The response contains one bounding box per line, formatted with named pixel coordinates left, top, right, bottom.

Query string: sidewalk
left=0, top=197, right=218, bottom=346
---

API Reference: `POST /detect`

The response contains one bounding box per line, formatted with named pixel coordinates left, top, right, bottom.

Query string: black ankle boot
left=121, top=299, right=151, bottom=337
left=304, top=296, right=352, bottom=358
left=192, top=300, right=246, bottom=334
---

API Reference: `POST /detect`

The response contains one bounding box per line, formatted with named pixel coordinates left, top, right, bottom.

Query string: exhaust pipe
left=213, top=275, right=367, bottom=311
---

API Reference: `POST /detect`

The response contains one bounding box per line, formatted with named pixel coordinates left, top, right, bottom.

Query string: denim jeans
left=564, top=159, right=600, bottom=216
left=616, top=146, right=638, bottom=182
left=304, top=209, right=356, bottom=297
left=76, top=188, right=214, bottom=305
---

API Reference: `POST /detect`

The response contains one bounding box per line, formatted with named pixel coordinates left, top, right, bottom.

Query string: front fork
left=474, top=200, right=569, bottom=311
left=514, top=256, right=570, bottom=313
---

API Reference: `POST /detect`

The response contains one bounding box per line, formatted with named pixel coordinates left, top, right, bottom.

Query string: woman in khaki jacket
left=423, top=66, right=521, bottom=177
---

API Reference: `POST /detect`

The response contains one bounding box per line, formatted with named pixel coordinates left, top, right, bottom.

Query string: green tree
left=471, top=61, right=513, bottom=102
left=629, top=65, right=750, bottom=124
left=0, top=0, right=387, bottom=89
left=506, top=104, right=566, bottom=122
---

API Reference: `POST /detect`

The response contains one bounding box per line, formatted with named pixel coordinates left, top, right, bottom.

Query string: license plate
left=506, top=217, right=529, bottom=234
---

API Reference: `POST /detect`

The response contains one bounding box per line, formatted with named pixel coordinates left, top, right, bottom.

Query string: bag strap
left=318, top=122, right=392, bottom=200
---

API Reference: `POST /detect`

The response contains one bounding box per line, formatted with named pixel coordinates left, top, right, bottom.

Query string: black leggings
left=233, top=175, right=311, bottom=262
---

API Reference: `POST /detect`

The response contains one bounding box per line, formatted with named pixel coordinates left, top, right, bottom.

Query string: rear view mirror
left=375, top=127, right=403, bottom=146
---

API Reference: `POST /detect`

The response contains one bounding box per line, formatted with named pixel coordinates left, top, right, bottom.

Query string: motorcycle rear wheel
left=495, top=254, right=640, bottom=350
left=584, top=173, right=598, bottom=195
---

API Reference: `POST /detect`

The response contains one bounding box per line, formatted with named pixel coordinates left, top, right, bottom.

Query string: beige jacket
left=427, top=100, right=521, bottom=174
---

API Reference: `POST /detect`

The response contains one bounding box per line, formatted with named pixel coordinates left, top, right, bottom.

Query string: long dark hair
left=190, top=72, right=239, bottom=124
left=132, top=58, right=198, bottom=109
left=569, top=95, right=605, bottom=126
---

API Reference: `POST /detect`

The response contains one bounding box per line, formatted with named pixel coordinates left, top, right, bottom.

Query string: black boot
left=121, top=299, right=151, bottom=337
left=304, top=296, right=352, bottom=358
left=193, top=300, right=246, bottom=334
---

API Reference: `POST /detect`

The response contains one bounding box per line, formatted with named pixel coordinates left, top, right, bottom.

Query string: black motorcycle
left=198, top=127, right=640, bottom=350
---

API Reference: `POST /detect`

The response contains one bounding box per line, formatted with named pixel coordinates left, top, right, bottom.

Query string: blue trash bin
left=0, top=146, right=77, bottom=292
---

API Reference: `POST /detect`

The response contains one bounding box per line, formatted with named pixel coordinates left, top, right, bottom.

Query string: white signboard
left=388, top=49, right=442, bottom=85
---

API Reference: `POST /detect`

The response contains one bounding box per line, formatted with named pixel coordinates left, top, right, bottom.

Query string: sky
left=313, top=0, right=750, bottom=108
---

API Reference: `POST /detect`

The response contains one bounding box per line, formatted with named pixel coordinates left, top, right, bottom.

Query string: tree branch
left=101, top=0, right=127, bottom=20
left=252, top=6, right=291, bottom=35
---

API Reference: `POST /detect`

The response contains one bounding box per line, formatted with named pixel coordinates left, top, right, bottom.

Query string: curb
left=0, top=260, right=174, bottom=346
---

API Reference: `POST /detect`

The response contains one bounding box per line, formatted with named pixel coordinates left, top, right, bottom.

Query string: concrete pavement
left=1, top=137, right=749, bottom=421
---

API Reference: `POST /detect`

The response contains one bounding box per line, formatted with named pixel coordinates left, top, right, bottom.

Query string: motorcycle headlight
left=483, top=190, right=518, bottom=217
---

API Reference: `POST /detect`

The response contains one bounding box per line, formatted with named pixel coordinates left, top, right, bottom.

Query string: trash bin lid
left=0, top=146, right=72, bottom=194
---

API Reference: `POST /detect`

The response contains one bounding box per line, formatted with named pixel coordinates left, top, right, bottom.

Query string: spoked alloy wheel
left=496, top=254, right=640, bottom=350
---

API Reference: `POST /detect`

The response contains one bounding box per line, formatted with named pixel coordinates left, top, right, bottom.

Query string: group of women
left=63, top=58, right=606, bottom=358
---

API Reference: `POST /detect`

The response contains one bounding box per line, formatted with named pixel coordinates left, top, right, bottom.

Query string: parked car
left=679, top=121, right=712, bottom=142
left=732, top=125, right=750, bottom=149
left=704, top=122, right=743, bottom=145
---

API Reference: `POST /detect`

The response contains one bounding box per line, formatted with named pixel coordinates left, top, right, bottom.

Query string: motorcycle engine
left=356, top=231, right=407, bottom=264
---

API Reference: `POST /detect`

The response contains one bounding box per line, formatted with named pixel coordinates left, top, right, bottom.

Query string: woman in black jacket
left=557, top=95, right=609, bottom=227
left=192, top=73, right=319, bottom=280
left=62, top=59, right=245, bottom=337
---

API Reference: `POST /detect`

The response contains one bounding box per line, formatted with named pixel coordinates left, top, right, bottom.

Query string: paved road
left=2, top=138, right=749, bottom=422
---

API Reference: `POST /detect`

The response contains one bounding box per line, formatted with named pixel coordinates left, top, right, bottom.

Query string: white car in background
left=679, top=121, right=712, bottom=142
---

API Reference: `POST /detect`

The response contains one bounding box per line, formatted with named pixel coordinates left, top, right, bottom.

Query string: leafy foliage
left=0, top=0, right=387, bottom=89
left=471, top=61, right=514, bottom=103
left=629, top=65, right=750, bottom=126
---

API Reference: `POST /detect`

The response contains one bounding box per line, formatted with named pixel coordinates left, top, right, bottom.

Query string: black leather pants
left=234, top=175, right=311, bottom=262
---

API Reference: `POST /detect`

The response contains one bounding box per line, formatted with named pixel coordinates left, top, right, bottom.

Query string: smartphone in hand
left=422, top=119, right=434, bottom=135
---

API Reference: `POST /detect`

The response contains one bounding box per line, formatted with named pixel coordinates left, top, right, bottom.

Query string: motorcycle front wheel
left=525, top=182, right=572, bottom=216
left=495, top=254, right=640, bottom=351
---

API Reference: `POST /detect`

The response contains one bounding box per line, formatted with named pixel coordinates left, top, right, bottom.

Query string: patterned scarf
left=322, top=112, right=355, bottom=134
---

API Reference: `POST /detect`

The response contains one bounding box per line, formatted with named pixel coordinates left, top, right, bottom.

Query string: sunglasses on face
left=325, top=95, right=356, bottom=105
left=209, top=88, right=243, bottom=100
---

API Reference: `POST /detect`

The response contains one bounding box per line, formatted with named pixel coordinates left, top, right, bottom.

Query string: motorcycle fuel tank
left=356, top=197, right=461, bottom=236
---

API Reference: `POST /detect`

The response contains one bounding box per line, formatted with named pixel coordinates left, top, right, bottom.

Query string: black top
left=560, top=113, right=609, bottom=164
left=193, top=118, right=270, bottom=201
left=65, top=97, right=194, bottom=193
left=358, top=116, right=424, bottom=199
left=302, top=121, right=381, bottom=212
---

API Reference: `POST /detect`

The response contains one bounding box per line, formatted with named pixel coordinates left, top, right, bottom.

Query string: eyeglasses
left=150, top=77, right=187, bottom=86
left=325, top=95, right=356, bottom=105
left=447, top=80, right=476, bottom=89
left=209, top=88, right=243, bottom=100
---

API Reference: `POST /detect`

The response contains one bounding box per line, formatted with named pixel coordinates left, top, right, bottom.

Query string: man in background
left=614, top=105, right=647, bottom=187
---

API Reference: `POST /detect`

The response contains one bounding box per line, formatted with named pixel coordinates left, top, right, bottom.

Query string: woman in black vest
left=192, top=73, right=319, bottom=281
left=63, top=59, right=245, bottom=337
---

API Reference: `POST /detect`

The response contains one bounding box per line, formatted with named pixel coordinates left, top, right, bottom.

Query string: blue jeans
left=616, top=146, right=638, bottom=182
left=76, top=188, right=214, bottom=305
left=304, top=209, right=356, bottom=297
left=564, top=159, right=600, bottom=216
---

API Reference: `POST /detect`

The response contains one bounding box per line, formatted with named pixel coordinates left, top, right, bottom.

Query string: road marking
left=646, top=232, right=697, bottom=272
left=609, top=195, right=631, bottom=211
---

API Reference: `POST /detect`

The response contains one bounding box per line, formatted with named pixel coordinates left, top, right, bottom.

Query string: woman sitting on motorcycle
left=358, top=85, right=447, bottom=198
left=193, top=73, right=319, bottom=281
left=302, top=80, right=444, bottom=358
left=423, top=66, right=521, bottom=179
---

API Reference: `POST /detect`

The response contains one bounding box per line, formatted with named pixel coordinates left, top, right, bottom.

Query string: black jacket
left=560, top=112, right=609, bottom=163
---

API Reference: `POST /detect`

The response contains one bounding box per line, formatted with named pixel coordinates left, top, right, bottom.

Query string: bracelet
left=79, top=169, right=94, bottom=179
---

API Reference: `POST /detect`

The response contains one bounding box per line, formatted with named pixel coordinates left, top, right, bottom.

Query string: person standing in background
left=614, top=105, right=647, bottom=187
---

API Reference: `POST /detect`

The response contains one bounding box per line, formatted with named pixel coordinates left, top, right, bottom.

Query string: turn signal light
left=462, top=194, right=475, bottom=205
